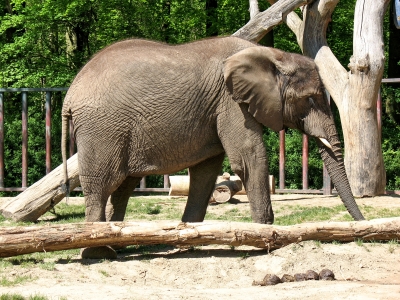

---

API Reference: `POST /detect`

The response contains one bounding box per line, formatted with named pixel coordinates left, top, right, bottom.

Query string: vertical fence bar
left=69, top=119, right=75, bottom=157
left=302, top=134, right=309, bottom=190
left=279, top=130, right=285, bottom=189
left=163, top=174, right=170, bottom=189
left=0, top=92, right=4, bottom=188
left=22, top=92, right=28, bottom=188
left=323, top=165, right=332, bottom=195
left=377, top=88, right=382, bottom=140
left=140, top=177, right=146, bottom=188
left=45, top=91, right=52, bottom=174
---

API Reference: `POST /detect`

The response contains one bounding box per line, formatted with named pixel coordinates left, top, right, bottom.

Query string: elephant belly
left=127, top=125, right=224, bottom=176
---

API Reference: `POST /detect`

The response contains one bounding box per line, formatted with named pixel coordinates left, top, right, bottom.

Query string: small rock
left=252, top=280, right=264, bottom=286
left=281, top=274, right=295, bottom=282
left=319, top=269, right=335, bottom=280
left=294, top=273, right=307, bottom=281
left=306, top=270, right=319, bottom=280
left=262, top=274, right=282, bottom=285
left=253, top=274, right=282, bottom=286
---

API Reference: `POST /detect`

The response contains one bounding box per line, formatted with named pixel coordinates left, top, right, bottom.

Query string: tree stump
left=210, top=173, right=243, bottom=203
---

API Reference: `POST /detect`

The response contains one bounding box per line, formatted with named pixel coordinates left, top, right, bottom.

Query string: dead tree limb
left=1, top=218, right=399, bottom=258
left=0, top=154, right=80, bottom=222
left=233, top=0, right=312, bottom=42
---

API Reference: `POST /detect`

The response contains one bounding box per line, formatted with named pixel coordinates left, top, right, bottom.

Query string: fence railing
left=0, top=79, right=399, bottom=194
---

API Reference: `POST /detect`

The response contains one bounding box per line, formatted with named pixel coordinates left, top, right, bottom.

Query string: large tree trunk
left=252, top=0, right=389, bottom=196
left=1, top=218, right=399, bottom=258
left=308, top=0, right=389, bottom=196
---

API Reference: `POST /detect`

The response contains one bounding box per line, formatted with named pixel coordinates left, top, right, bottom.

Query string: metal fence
left=0, top=79, right=399, bottom=194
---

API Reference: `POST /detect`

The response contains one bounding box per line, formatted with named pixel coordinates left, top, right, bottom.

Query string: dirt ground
left=1, top=194, right=400, bottom=300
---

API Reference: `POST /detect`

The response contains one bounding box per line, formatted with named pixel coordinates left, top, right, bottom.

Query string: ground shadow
left=57, top=244, right=270, bottom=265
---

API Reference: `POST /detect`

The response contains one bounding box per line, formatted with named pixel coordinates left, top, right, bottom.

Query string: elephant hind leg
left=106, top=176, right=142, bottom=222
left=182, top=153, right=225, bottom=222
left=80, top=175, right=137, bottom=259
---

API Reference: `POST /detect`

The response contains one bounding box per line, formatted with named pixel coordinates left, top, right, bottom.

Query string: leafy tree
left=0, top=0, right=399, bottom=192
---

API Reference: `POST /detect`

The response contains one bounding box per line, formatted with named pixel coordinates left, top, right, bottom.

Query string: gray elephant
left=61, top=36, right=364, bottom=258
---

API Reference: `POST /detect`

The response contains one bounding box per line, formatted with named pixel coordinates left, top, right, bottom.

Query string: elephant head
left=224, top=46, right=364, bottom=221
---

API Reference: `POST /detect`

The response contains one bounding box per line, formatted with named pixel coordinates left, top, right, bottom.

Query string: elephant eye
left=308, top=97, right=315, bottom=107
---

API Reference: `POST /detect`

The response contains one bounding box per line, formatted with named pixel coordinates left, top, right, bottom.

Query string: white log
left=0, top=217, right=399, bottom=258
left=168, top=176, right=190, bottom=196
left=0, top=154, right=80, bottom=222
left=169, top=175, right=275, bottom=198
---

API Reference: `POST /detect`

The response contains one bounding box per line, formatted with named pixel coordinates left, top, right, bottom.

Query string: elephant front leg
left=182, top=153, right=225, bottom=222
left=233, top=149, right=274, bottom=224
left=218, top=115, right=274, bottom=224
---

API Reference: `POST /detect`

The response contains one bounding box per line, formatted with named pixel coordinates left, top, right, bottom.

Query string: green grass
left=99, top=270, right=110, bottom=277
left=205, top=206, right=252, bottom=222
left=124, top=197, right=186, bottom=220
left=274, top=205, right=346, bottom=225
left=361, top=205, right=400, bottom=219
left=0, top=295, right=59, bottom=300
left=0, top=275, right=36, bottom=287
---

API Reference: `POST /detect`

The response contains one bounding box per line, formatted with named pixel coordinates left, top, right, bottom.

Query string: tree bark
left=0, top=154, right=80, bottom=222
left=233, top=0, right=313, bottom=42
left=259, top=0, right=389, bottom=196
left=1, top=218, right=399, bottom=258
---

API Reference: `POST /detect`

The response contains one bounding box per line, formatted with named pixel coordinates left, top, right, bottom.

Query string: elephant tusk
left=319, top=138, right=332, bottom=149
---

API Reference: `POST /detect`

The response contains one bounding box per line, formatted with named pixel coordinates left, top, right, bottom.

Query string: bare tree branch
left=266, top=0, right=303, bottom=43
left=233, top=0, right=312, bottom=42
left=266, top=0, right=347, bottom=104
left=302, top=0, right=348, bottom=105
left=249, top=0, right=260, bottom=19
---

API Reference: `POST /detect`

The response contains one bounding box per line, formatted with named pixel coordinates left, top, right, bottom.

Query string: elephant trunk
left=317, top=123, right=365, bottom=221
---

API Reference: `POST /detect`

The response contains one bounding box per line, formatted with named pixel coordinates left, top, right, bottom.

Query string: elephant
left=61, top=36, right=365, bottom=258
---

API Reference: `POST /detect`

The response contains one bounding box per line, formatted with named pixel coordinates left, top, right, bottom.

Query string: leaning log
left=0, top=154, right=80, bottom=222
left=1, top=218, right=400, bottom=258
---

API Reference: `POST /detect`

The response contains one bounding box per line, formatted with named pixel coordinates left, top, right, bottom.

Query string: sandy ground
left=1, top=194, right=400, bottom=300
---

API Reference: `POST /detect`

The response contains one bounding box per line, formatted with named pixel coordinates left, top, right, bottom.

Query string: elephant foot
left=80, top=246, right=117, bottom=259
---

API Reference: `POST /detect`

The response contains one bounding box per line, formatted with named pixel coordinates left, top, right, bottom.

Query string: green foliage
left=0, top=0, right=399, bottom=192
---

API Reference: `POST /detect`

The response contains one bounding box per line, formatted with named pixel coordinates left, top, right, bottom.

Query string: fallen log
left=0, top=154, right=80, bottom=222
left=1, top=217, right=399, bottom=258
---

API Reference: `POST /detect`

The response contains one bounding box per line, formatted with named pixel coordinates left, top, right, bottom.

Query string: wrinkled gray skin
left=62, top=37, right=364, bottom=258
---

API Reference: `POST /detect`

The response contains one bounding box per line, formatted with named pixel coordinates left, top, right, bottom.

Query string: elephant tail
left=61, top=107, right=71, bottom=198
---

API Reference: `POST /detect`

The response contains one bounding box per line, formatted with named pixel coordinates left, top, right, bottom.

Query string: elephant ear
left=223, top=47, right=285, bottom=132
